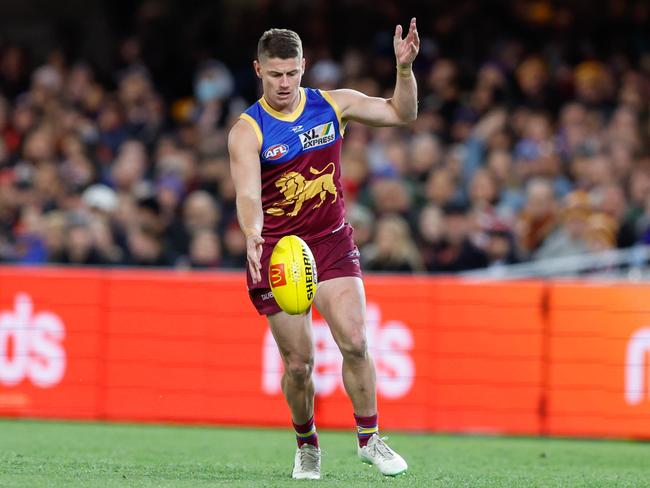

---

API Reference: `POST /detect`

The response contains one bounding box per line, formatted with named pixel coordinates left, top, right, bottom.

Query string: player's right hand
left=246, top=233, right=265, bottom=283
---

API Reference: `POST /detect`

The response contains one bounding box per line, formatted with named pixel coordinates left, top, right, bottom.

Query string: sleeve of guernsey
left=319, top=90, right=348, bottom=136
left=239, top=112, right=263, bottom=147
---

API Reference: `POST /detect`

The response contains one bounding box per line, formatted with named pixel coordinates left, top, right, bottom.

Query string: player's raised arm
left=228, top=119, right=265, bottom=283
left=327, top=17, right=419, bottom=127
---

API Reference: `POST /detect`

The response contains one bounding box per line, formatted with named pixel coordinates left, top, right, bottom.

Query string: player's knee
left=285, top=360, right=313, bottom=384
left=339, top=333, right=368, bottom=361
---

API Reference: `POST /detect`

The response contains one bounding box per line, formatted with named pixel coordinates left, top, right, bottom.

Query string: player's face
left=254, top=56, right=305, bottom=112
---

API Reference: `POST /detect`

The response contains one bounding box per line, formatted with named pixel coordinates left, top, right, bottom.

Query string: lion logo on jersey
left=266, top=162, right=338, bottom=217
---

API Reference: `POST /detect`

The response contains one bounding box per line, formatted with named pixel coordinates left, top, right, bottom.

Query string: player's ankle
left=293, top=415, right=319, bottom=448
left=354, top=412, right=378, bottom=447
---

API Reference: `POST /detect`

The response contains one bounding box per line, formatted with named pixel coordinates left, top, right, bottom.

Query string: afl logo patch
left=264, top=144, right=289, bottom=160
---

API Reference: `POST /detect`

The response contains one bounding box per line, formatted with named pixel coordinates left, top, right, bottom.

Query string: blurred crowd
left=0, top=0, right=649, bottom=273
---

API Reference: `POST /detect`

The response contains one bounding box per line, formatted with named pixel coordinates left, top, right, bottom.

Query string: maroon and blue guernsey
left=240, top=87, right=347, bottom=244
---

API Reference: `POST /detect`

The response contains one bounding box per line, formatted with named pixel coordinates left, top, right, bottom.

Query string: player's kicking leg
left=268, top=311, right=321, bottom=480
left=314, top=277, right=408, bottom=476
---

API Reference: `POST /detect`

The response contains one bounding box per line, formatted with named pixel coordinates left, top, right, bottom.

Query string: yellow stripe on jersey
left=259, top=87, right=306, bottom=122
left=239, top=113, right=263, bottom=148
left=320, top=90, right=347, bottom=136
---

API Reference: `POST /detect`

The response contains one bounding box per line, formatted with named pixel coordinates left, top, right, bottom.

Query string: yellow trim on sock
left=296, top=426, right=317, bottom=438
left=357, top=426, right=378, bottom=435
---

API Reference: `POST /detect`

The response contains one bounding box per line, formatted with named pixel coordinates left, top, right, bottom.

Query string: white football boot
left=358, top=434, right=408, bottom=476
left=292, top=444, right=321, bottom=480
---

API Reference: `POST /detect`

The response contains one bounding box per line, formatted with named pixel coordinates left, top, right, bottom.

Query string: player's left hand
left=394, top=17, right=420, bottom=68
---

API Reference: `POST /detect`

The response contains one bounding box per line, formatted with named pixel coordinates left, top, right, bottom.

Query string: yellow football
left=269, top=235, right=318, bottom=315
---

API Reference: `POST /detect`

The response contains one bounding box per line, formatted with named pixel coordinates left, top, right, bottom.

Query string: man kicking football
left=229, top=18, right=419, bottom=479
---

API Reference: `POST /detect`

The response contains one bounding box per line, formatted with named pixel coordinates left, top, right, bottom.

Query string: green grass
left=1, top=420, right=649, bottom=487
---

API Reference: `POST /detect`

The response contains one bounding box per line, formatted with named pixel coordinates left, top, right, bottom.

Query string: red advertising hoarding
left=7, top=266, right=647, bottom=439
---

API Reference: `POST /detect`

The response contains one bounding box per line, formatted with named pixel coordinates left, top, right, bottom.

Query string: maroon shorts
left=246, top=223, right=363, bottom=315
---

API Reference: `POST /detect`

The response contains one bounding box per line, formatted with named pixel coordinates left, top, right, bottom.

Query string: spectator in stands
left=590, top=182, right=631, bottom=247
left=515, top=56, right=556, bottom=111
left=486, top=148, right=524, bottom=219
left=408, top=133, right=441, bottom=183
left=423, top=58, right=460, bottom=140
left=110, top=140, right=148, bottom=193
left=188, top=228, right=222, bottom=268
left=573, top=61, right=612, bottom=112
left=416, top=203, right=444, bottom=270
left=468, top=168, right=498, bottom=212
left=636, top=193, right=650, bottom=245
left=425, top=203, right=488, bottom=272
left=0, top=44, right=29, bottom=98
left=424, top=167, right=458, bottom=209
left=621, top=163, right=650, bottom=244
left=515, top=178, right=558, bottom=258
left=347, top=203, right=375, bottom=250
left=368, top=177, right=413, bottom=217
left=125, top=225, right=173, bottom=267
left=362, top=214, right=424, bottom=273
left=584, top=213, right=619, bottom=253
left=42, top=210, right=66, bottom=263
left=482, top=219, right=519, bottom=268
left=165, top=190, right=221, bottom=263
left=59, top=212, right=107, bottom=265
left=534, top=191, right=591, bottom=260
left=220, top=219, right=247, bottom=269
